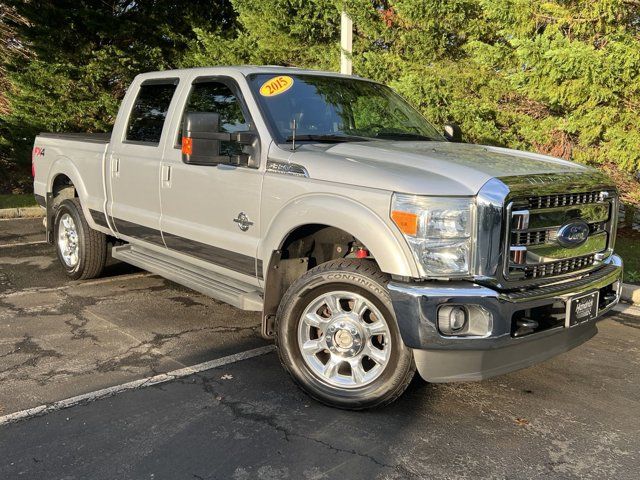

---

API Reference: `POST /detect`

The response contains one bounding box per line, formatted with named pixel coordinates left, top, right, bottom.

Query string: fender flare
left=259, top=193, right=419, bottom=279
left=46, top=155, right=96, bottom=226
left=47, top=156, right=89, bottom=201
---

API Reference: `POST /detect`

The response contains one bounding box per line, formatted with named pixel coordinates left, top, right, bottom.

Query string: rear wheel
left=276, top=259, right=415, bottom=409
left=54, top=198, right=107, bottom=280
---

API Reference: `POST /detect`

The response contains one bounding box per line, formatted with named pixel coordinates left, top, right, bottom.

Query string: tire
left=275, top=259, right=415, bottom=410
left=53, top=198, right=107, bottom=280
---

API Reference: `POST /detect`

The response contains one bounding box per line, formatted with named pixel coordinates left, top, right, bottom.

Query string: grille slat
left=528, top=191, right=602, bottom=210
left=515, top=254, right=597, bottom=280
left=511, top=223, right=605, bottom=247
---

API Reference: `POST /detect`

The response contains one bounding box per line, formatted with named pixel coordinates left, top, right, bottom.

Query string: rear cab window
left=126, top=80, right=179, bottom=145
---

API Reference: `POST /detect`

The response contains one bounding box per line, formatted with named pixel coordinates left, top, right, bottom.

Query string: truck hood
left=287, top=141, right=592, bottom=196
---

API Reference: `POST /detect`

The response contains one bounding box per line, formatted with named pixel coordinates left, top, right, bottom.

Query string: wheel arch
left=259, top=194, right=417, bottom=279
left=47, top=156, right=89, bottom=205
left=259, top=194, right=418, bottom=338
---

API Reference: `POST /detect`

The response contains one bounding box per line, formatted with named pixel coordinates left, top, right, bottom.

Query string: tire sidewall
left=53, top=199, right=87, bottom=279
left=277, top=266, right=413, bottom=409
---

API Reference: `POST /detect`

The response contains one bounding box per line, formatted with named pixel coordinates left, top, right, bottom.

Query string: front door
left=108, top=79, right=180, bottom=247
left=159, top=77, right=263, bottom=283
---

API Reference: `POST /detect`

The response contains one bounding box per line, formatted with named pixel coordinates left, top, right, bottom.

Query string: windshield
left=247, top=73, right=443, bottom=144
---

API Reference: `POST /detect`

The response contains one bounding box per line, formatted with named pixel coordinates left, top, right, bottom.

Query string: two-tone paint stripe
left=90, top=209, right=263, bottom=279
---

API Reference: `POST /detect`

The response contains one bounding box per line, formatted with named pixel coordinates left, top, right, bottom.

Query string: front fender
left=259, top=193, right=419, bottom=279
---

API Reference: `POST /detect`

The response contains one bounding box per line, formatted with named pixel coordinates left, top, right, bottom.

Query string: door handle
left=161, top=165, right=171, bottom=188
left=111, top=157, right=120, bottom=178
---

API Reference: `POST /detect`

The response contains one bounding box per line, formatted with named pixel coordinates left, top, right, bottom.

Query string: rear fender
left=46, top=156, right=96, bottom=228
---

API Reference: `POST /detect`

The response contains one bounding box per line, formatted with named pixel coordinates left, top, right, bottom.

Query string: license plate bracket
left=566, top=291, right=599, bottom=327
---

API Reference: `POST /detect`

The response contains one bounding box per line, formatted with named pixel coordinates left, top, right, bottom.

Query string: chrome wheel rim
left=57, top=213, right=79, bottom=268
left=297, top=291, right=391, bottom=389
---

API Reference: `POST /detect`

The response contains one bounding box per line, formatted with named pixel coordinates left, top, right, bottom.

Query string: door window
left=179, top=81, right=249, bottom=156
left=126, top=82, right=178, bottom=144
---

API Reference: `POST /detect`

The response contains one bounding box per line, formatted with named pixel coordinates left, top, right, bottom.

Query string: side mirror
left=443, top=123, right=462, bottom=143
left=181, top=112, right=258, bottom=166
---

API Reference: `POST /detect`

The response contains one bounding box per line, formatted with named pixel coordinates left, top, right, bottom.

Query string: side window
left=126, top=83, right=178, bottom=144
left=179, top=81, right=249, bottom=156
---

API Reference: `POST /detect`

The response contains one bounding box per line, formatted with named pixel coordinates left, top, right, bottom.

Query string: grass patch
left=0, top=194, right=38, bottom=209
left=616, top=228, right=640, bottom=284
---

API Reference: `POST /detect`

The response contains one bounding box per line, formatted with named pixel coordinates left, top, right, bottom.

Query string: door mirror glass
left=443, top=123, right=462, bottom=142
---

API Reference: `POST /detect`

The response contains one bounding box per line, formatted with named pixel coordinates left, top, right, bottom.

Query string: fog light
left=438, top=305, right=468, bottom=335
left=437, top=304, right=493, bottom=337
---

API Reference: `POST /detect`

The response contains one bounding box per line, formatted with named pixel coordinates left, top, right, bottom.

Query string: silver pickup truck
left=32, top=66, right=622, bottom=409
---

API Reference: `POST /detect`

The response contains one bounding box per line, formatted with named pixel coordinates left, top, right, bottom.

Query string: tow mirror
left=443, top=123, right=462, bottom=143
left=181, top=112, right=258, bottom=166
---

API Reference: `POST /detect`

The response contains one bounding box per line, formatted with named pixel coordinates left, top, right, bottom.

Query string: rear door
left=107, top=78, right=181, bottom=247
left=159, top=75, right=263, bottom=284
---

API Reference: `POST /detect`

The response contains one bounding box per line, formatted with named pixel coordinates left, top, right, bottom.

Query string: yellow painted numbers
left=259, top=76, right=294, bottom=97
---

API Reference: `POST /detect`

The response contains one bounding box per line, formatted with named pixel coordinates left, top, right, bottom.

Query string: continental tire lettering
left=324, top=273, right=387, bottom=296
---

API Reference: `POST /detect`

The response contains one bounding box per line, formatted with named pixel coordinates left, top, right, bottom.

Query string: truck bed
left=38, top=132, right=111, bottom=144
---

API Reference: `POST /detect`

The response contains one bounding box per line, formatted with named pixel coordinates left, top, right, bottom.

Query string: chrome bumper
left=388, top=254, right=623, bottom=382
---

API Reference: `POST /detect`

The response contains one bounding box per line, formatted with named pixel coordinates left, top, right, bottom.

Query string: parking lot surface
left=0, top=218, right=639, bottom=479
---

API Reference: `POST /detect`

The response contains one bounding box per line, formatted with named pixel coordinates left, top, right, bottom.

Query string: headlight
left=391, top=194, right=474, bottom=277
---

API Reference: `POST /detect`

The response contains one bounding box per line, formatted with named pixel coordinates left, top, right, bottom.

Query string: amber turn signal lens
left=181, top=137, right=193, bottom=155
left=391, top=210, right=418, bottom=236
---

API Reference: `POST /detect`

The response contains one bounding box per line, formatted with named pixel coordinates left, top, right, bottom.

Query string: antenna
left=291, top=118, right=297, bottom=151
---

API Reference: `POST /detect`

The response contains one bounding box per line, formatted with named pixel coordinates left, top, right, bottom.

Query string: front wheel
left=275, top=259, right=415, bottom=409
left=54, top=198, right=107, bottom=280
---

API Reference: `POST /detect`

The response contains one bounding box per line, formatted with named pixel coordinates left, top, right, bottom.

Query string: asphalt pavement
left=0, top=217, right=639, bottom=479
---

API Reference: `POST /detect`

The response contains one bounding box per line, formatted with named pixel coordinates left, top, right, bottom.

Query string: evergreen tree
left=0, top=0, right=236, bottom=193
left=184, top=0, right=640, bottom=203
left=2, top=0, right=639, bottom=202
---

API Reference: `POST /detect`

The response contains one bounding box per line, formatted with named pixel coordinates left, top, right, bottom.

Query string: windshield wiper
left=371, top=132, right=436, bottom=141
left=284, top=134, right=369, bottom=143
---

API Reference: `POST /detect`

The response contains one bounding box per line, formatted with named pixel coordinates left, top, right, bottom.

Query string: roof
left=135, top=65, right=362, bottom=81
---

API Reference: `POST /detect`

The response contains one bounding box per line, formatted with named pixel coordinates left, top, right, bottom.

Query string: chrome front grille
left=505, top=190, right=616, bottom=283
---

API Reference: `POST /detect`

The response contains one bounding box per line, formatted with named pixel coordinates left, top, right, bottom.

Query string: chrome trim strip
left=474, top=178, right=508, bottom=278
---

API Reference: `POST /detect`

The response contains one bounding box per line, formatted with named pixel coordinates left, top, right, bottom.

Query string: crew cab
left=32, top=66, right=623, bottom=409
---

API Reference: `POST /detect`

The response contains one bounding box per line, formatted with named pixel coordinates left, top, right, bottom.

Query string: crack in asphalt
left=185, top=373, right=419, bottom=478
left=94, top=325, right=258, bottom=374
left=64, top=316, right=99, bottom=343
left=0, top=336, right=63, bottom=376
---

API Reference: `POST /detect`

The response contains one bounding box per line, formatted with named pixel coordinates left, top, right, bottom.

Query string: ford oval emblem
left=557, top=219, right=590, bottom=247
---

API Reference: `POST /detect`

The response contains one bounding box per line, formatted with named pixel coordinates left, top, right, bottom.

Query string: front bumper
left=388, top=254, right=623, bottom=382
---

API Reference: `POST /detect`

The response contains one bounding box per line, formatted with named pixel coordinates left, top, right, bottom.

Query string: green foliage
left=615, top=231, right=640, bottom=284
left=0, top=193, right=36, bottom=209
left=0, top=0, right=236, bottom=193
left=2, top=0, right=640, bottom=199
left=182, top=0, right=640, bottom=185
left=181, top=0, right=341, bottom=70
